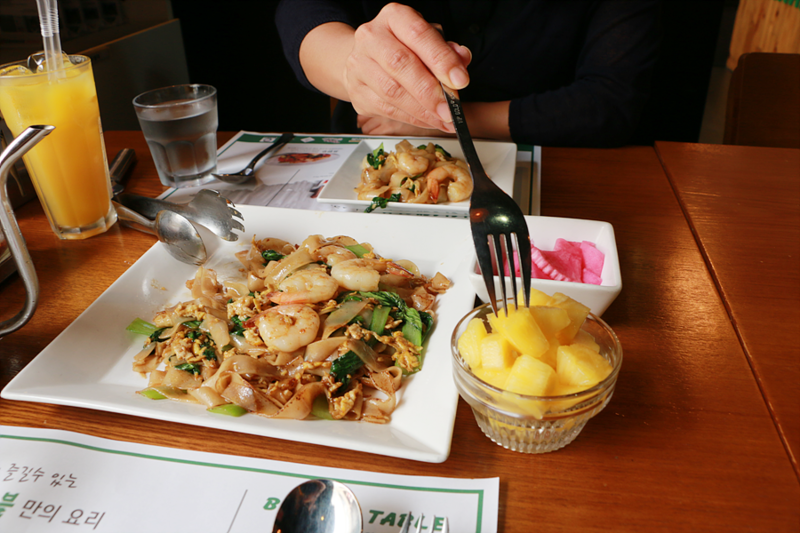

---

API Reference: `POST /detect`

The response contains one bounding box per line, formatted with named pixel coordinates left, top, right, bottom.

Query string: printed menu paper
left=0, top=425, right=499, bottom=533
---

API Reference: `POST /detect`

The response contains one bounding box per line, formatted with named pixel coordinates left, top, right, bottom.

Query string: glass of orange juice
left=0, top=55, right=116, bottom=240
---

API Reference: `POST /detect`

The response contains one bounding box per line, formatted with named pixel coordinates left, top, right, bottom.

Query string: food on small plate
left=127, top=233, right=451, bottom=424
left=456, top=289, right=612, bottom=417
left=357, top=139, right=474, bottom=209
left=277, top=153, right=332, bottom=164
left=491, top=238, right=605, bottom=285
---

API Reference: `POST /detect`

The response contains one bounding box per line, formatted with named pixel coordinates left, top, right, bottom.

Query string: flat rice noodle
left=216, top=372, right=325, bottom=419
left=271, top=381, right=326, bottom=419
left=149, top=385, right=199, bottom=404
left=132, top=344, right=157, bottom=374
left=189, top=386, right=227, bottom=408
left=162, top=366, right=204, bottom=390
left=223, top=281, right=249, bottom=299
left=148, top=369, right=165, bottom=387
left=247, top=272, right=266, bottom=293
left=219, top=354, right=282, bottom=378
left=216, top=372, right=281, bottom=416
left=191, top=267, right=224, bottom=301
left=304, top=337, right=349, bottom=362
left=323, top=300, right=368, bottom=338
left=229, top=335, right=268, bottom=357
left=200, top=315, right=231, bottom=349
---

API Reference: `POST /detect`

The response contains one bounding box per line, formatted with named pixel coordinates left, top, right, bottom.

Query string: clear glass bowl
left=450, top=303, right=623, bottom=453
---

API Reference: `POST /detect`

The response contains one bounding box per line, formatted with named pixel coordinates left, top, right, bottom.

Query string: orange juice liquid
left=0, top=56, right=114, bottom=239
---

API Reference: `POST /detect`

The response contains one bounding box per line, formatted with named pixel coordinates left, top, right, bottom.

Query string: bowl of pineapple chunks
left=451, top=288, right=622, bottom=453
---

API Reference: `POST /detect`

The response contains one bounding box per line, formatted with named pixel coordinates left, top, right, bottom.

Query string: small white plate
left=470, top=216, right=622, bottom=316
left=316, top=137, right=517, bottom=217
left=2, top=207, right=477, bottom=463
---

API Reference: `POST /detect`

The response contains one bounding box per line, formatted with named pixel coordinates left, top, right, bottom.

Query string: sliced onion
left=323, top=300, right=368, bottom=338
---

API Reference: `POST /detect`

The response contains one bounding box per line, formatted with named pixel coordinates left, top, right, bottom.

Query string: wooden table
left=656, top=141, right=800, bottom=477
left=1, top=132, right=798, bottom=532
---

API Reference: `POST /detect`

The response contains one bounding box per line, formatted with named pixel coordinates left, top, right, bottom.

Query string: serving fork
left=400, top=513, right=449, bottom=533
left=440, top=83, right=532, bottom=314
left=117, top=189, right=244, bottom=242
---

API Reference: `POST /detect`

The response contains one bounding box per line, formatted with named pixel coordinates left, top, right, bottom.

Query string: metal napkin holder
left=0, top=125, right=54, bottom=337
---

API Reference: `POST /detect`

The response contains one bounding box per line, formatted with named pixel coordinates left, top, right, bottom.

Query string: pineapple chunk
left=572, top=329, right=600, bottom=352
left=518, top=287, right=554, bottom=307
left=529, top=306, right=571, bottom=337
left=551, top=292, right=591, bottom=344
left=504, top=354, right=557, bottom=396
left=474, top=367, right=511, bottom=389
left=487, top=307, right=548, bottom=359
left=457, top=318, right=488, bottom=369
left=479, top=332, right=518, bottom=369
left=556, top=344, right=612, bottom=388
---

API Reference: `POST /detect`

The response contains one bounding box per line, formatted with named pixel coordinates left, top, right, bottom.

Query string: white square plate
left=470, top=216, right=622, bottom=316
left=316, top=137, right=517, bottom=217
left=2, top=206, right=477, bottom=463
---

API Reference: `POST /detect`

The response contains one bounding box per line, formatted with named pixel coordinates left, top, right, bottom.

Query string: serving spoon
left=272, top=479, right=362, bottom=533
left=212, top=132, right=294, bottom=185
left=114, top=202, right=207, bottom=265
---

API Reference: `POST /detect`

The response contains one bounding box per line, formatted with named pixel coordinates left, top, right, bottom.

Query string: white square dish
left=316, top=137, right=517, bottom=217
left=470, top=216, right=622, bottom=316
left=2, top=206, right=478, bottom=463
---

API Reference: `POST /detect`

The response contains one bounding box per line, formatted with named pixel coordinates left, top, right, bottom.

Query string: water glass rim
left=132, top=83, right=217, bottom=109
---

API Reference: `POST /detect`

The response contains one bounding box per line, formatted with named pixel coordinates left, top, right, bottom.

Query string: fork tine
left=415, top=513, right=424, bottom=533
left=230, top=219, right=245, bottom=233
left=229, top=206, right=243, bottom=220
left=443, top=516, right=450, bottom=533
left=399, top=511, right=413, bottom=533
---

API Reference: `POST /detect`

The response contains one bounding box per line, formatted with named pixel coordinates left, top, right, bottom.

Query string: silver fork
left=212, top=132, right=294, bottom=184
left=440, top=83, right=532, bottom=314
left=399, top=512, right=449, bottom=533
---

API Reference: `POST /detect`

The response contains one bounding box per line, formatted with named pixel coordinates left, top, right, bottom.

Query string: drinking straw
left=34, top=0, right=64, bottom=79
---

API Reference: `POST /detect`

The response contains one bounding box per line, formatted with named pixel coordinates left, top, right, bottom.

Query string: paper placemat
left=0, top=425, right=498, bottom=532
left=158, top=131, right=540, bottom=216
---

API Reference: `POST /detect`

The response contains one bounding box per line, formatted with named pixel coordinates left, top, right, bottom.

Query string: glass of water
left=133, top=84, right=218, bottom=188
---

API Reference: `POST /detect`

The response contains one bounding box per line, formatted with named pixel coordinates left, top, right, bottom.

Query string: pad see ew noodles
left=356, top=139, right=474, bottom=206
left=128, top=234, right=451, bottom=424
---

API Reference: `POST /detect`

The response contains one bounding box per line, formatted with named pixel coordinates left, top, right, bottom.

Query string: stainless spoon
left=212, top=132, right=294, bottom=184
left=272, top=479, right=362, bottom=533
left=114, top=202, right=207, bottom=265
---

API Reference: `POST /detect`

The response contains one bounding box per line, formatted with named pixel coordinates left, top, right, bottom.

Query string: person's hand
left=344, top=3, right=471, bottom=133
left=357, top=114, right=452, bottom=137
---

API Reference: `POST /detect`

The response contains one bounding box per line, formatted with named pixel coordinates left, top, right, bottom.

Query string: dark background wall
left=171, top=0, right=726, bottom=144
left=170, top=0, right=330, bottom=133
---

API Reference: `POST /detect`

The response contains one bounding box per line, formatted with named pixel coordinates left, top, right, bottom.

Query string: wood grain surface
left=0, top=132, right=797, bottom=532
left=656, top=140, right=800, bottom=479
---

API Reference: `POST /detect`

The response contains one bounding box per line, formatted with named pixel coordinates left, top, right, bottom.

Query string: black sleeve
left=508, top=1, right=661, bottom=147
left=275, top=0, right=364, bottom=93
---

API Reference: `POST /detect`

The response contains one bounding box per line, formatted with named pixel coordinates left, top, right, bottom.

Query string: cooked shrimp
left=254, top=304, right=320, bottom=352
left=426, top=164, right=473, bottom=203
left=268, top=266, right=339, bottom=304
left=397, top=151, right=430, bottom=175
left=330, top=258, right=413, bottom=291
left=314, top=245, right=357, bottom=266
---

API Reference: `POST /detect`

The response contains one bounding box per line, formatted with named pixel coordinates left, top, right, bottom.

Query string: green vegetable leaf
left=366, top=143, right=385, bottom=169
left=261, top=250, right=285, bottom=264
left=434, top=144, right=451, bottom=158
left=183, top=320, right=202, bottom=329
left=364, top=193, right=402, bottom=213
left=345, top=244, right=371, bottom=258
left=230, top=315, right=246, bottom=336
left=203, top=347, right=217, bottom=360
left=207, top=404, right=248, bottom=417
left=139, top=387, right=167, bottom=400
left=126, top=318, right=160, bottom=337
left=175, top=363, right=201, bottom=375
left=330, top=351, right=363, bottom=390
